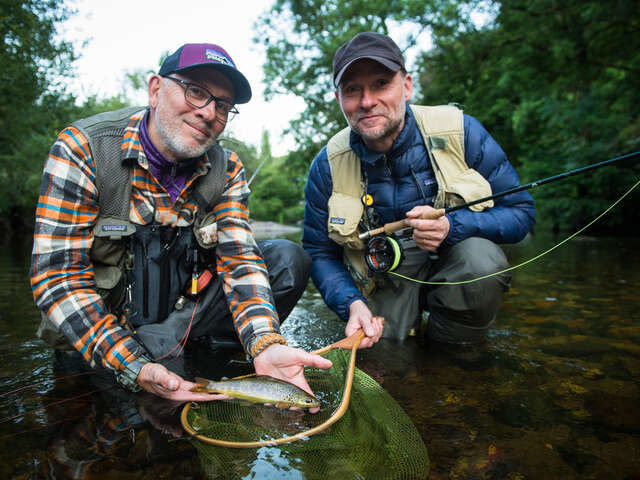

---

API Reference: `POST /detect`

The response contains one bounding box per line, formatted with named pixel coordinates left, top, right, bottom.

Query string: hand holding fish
left=253, top=343, right=332, bottom=413
left=346, top=300, right=384, bottom=348
left=137, top=362, right=229, bottom=402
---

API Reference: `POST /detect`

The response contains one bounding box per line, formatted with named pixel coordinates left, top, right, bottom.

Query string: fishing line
left=0, top=386, right=111, bottom=426
left=152, top=296, right=200, bottom=362
left=390, top=177, right=640, bottom=286
left=0, top=370, right=108, bottom=398
left=0, top=413, right=87, bottom=441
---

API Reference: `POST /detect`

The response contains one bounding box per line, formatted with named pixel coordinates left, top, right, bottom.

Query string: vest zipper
left=383, top=155, right=392, bottom=176
left=384, top=154, right=400, bottom=220
left=142, top=233, right=150, bottom=320
left=410, top=165, right=428, bottom=204
left=158, top=228, right=181, bottom=321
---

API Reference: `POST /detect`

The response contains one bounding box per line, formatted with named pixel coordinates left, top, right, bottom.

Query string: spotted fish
left=191, top=375, right=320, bottom=408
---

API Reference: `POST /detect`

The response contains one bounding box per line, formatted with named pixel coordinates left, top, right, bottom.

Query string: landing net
left=183, top=348, right=429, bottom=479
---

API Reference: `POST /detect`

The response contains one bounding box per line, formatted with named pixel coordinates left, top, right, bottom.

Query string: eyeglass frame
left=162, top=75, right=239, bottom=121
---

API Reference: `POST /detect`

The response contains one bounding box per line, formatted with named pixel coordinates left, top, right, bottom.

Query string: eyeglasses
left=163, top=76, right=239, bottom=122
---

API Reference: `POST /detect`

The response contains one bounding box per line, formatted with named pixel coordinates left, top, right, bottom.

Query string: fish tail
left=191, top=377, right=224, bottom=394
left=190, top=377, right=212, bottom=393
left=194, top=377, right=208, bottom=386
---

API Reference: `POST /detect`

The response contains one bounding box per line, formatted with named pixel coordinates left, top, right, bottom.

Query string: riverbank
left=250, top=220, right=301, bottom=239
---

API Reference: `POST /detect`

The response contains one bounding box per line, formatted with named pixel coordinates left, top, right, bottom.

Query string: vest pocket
left=94, top=265, right=126, bottom=313
left=444, top=168, right=494, bottom=211
left=327, top=192, right=364, bottom=249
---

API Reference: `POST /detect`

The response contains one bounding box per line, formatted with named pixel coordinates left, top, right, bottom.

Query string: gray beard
left=154, top=109, right=215, bottom=160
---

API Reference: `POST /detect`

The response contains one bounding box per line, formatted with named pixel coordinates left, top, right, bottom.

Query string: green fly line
left=390, top=178, right=640, bottom=286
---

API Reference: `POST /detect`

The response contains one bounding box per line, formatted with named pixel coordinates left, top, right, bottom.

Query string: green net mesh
left=186, top=349, right=429, bottom=479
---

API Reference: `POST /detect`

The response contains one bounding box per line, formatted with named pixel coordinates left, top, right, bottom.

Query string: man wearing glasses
left=30, top=43, right=331, bottom=403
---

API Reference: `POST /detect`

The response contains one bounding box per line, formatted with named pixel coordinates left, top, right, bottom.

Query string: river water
left=0, top=230, right=638, bottom=479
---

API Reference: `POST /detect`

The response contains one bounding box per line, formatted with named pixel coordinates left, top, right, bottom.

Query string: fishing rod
left=358, top=150, right=640, bottom=274
left=247, top=154, right=271, bottom=187
left=217, top=136, right=272, bottom=187
left=359, top=150, right=640, bottom=241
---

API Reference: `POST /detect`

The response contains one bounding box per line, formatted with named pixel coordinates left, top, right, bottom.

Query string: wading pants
left=134, top=239, right=311, bottom=360
left=420, top=237, right=511, bottom=344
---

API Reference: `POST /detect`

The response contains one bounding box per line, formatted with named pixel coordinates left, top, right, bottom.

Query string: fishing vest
left=326, top=104, right=494, bottom=296
left=37, top=106, right=228, bottom=347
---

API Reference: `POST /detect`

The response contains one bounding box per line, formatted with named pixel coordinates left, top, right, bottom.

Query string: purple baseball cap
left=159, top=43, right=252, bottom=104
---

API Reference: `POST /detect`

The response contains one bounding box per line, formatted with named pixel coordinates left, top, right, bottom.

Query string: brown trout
left=191, top=375, right=320, bottom=408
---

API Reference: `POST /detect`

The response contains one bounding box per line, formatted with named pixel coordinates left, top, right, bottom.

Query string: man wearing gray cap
left=31, top=43, right=331, bottom=402
left=303, top=32, right=535, bottom=345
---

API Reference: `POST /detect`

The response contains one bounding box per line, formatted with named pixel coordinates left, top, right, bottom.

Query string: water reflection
left=0, top=231, right=639, bottom=479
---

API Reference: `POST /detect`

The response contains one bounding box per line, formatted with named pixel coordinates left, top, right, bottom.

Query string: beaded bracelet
left=249, top=333, right=288, bottom=359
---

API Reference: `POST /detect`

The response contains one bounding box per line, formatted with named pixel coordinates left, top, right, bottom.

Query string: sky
left=61, top=0, right=305, bottom=155
left=61, top=0, right=433, bottom=156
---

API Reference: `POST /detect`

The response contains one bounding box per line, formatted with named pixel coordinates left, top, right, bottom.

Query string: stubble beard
left=154, top=106, right=216, bottom=161
left=349, top=101, right=406, bottom=148
left=353, top=115, right=403, bottom=145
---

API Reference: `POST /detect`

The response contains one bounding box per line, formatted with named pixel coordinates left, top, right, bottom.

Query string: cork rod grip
left=358, top=208, right=446, bottom=240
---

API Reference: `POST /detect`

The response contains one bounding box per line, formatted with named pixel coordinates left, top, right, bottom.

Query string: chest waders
left=326, top=105, right=494, bottom=340
left=37, top=106, right=227, bottom=348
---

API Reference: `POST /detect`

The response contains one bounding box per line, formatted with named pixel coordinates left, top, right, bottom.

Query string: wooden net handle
left=180, top=330, right=365, bottom=448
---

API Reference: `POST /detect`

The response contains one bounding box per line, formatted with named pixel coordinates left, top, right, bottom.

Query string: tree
left=417, top=0, right=640, bottom=232
left=0, top=0, right=77, bottom=229
left=254, top=0, right=462, bottom=177
left=255, top=0, right=640, bottom=233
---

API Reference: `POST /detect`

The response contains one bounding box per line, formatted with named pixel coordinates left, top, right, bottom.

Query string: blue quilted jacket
left=302, top=105, right=535, bottom=321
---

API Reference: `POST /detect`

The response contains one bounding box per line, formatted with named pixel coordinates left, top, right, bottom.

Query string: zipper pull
left=191, top=271, right=198, bottom=295
left=190, top=245, right=199, bottom=295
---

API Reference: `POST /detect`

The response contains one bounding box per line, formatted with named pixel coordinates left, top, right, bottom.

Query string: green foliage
left=0, top=0, right=136, bottom=230
left=255, top=0, right=640, bottom=234
left=248, top=160, right=306, bottom=224
left=417, top=0, right=640, bottom=232
left=255, top=0, right=461, bottom=172
left=246, top=132, right=306, bottom=224
left=0, top=0, right=76, bottom=228
left=3, top=1, right=639, bottom=232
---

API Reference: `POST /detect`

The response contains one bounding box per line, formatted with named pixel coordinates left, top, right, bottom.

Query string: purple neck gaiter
left=139, top=111, right=198, bottom=202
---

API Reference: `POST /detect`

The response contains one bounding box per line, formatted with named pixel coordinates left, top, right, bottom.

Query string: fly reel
left=364, top=235, right=404, bottom=273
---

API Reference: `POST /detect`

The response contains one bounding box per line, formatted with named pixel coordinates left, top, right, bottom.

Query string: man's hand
left=253, top=343, right=332, bottom=413
left=405, top=205, right=450, bottom=251
left=346, top=300, right=384, bottom=348
left=136, top=362, right=228, bottom=402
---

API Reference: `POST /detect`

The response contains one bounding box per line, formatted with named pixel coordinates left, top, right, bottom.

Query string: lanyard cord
left=389, top=178, right=640, bottom=286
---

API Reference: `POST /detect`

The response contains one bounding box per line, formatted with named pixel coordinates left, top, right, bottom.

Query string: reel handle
left=358, top=208, right=445, bottom=240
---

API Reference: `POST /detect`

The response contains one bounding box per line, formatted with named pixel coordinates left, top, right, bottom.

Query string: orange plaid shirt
left=30, top=108, right=281, bottom=372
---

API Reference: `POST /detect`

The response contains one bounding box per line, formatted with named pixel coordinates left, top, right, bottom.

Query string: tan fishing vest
left=326, top=104, right=494, bottom=295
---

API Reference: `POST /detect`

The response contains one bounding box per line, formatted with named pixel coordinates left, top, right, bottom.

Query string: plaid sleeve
left=213, top=151, right=282, bottom=353
left=30, top=126, right=145, bottom=372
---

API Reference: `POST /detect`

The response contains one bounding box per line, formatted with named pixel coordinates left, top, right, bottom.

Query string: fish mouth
left=299, top=396, right=321, bottom=409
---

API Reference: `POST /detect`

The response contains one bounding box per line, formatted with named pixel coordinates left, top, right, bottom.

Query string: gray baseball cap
left=333, top=32, right=405, bottom=87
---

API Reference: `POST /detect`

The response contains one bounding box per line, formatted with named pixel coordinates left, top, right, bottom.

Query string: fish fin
left=194, top=377, right=208, bottom=385
left=274, top=403, right=288, bottom=409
